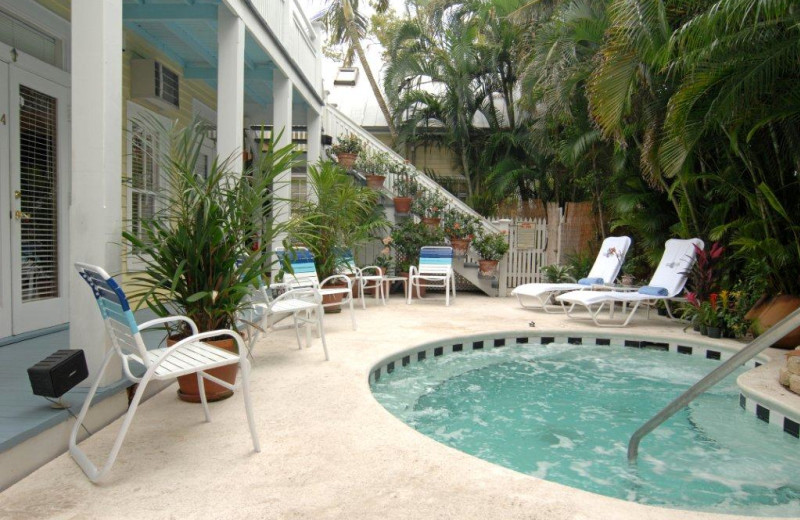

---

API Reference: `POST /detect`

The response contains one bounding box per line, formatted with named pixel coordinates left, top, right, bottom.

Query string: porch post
left=217, top=5, right=245, bottom=173
left=69, top=0, right=123, bottom=385
left=272, top=70, right=293, bottom=250
left=306, top=107, right=322, bottom=167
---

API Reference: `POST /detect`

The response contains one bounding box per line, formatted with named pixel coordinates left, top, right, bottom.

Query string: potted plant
left=124, top=119, right=298, bottom=402
left=701, top=294, right=723, bottom=338
left=411, top=188, right=448, bottom=228
left=331, top=133, right=363, bottom=169
left=541, top=264, right=575, bottom=283
left=292, top=160, right=388, bottom=310
left=391, top=161, right=419, bottom=214
left=442, top=209, right=480, bottom=256
left=354, top=149, right=392, bottom=190
left=390, top=219, right=445, bottom=296
left=472, top=231, right=510, bottom=276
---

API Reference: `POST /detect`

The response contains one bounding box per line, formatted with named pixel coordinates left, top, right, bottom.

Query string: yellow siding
left=374, top=132, right=460, bottom=178
left=33, top=0, right=69, bottom=21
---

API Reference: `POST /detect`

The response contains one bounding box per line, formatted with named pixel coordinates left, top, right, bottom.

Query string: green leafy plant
left=331, top=133, right=363, bottom=156
left=442, top=209, right=480, bottom=239
left=123, top=118, right=299, bottom=337
left=410, top=188, right=449, bottom=219
left=393, top=167, right=421, bottom=197
left=354, top=149, right=394, bottom=176
left=291, top=160, right=389, bottom=280
left=390, top=219, right=446, bottom=273
left=472, top=231, right=510, bottom=261
left=540, top=264, right=575, bottom=283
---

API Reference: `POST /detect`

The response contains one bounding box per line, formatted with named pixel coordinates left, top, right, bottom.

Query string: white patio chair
left=511, top=236, right=632, bottom=313
left=339, top=250, right=385, bottom=308
left=70, top=263, right=260, bottom=483
left=275, top=247, right=357, bottom=330
left=407, top=246, right=456, bottom=306
left=555, top=238, right=704, bottom=326
left=240, top=280, right=329, bottom=361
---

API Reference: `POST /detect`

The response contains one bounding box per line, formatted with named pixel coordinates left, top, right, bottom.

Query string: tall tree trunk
left=343, top=1, right=398, bottom=141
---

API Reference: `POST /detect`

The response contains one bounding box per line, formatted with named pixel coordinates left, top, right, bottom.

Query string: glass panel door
left=9, top=66, right=68, bottom=334
left=0, top=61, right=10, bottom=338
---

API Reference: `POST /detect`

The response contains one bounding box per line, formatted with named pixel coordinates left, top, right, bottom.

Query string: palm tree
left=319, top=0, right=398, bottom=140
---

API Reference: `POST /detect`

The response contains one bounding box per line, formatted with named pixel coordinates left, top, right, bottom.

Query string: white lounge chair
left=511, top=236, right=632, bottom=312
left=555, top=238, right=704, bottom=326
left=71, top=263, right=260, bottom=483
left=407, top=246, right=456, bottom=306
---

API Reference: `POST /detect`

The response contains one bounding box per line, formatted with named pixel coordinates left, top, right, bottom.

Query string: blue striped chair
left=407, top=246, right=456, bottom=306
left=70, top=263, right=260, bottom=483
left=275, top=247, right=357, bottom=330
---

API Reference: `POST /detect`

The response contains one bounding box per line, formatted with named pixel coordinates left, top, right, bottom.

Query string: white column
left=69, top=0, right=122, bottom=385
left=272, top=69, right=293, bottom=250
left=307, top=106, right=322, bottom=167
left=217, top=5, right=245, bottom=173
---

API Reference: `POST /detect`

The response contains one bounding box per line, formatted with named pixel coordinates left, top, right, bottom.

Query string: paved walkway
left=0, top=294, right=785, bottom=519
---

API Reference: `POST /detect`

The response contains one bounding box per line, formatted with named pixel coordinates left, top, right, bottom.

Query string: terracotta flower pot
left=322, top=282, right=348, bottom=313
left=336, top=152, right=357, bottom=169
left=421, top=217, right=441, bottom=229
left=479, top=259, right=499, bottom=276
left=449, top=237, right=471, bottom=257
left=170, top=336, right=238, bottom=403
left=366, top=174, right=386, bottom=190
left=746, top=295, right=800, bottom=349
left=393, top=196, right=412, bottom=214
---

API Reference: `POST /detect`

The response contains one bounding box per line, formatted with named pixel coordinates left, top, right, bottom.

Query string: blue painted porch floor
left=0, top=311, right=167, bottom=454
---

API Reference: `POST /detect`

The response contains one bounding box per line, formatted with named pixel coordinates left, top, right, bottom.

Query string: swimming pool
left=370, top=335, right=800, bottom=517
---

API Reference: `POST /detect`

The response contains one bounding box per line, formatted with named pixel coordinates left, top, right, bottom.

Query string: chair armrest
left=408, top=266, right=419, bottom=277
left=359, top=266, right=382, bottom=276
left=320, top=274, right=352, bottom=290
left=138, top=315, right=199, bottom=335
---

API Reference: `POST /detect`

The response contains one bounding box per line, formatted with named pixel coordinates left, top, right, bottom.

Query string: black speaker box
left=28, top=349, right=89, bottom=398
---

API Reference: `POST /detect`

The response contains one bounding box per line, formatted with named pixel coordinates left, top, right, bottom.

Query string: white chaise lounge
left=511, top=236, right=632, bottom=312
left=555, top=238, right=704, bottom=326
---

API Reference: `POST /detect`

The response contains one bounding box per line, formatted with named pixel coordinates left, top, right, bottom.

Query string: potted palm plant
left=331, top=133, right=363, bottom=169
left=291, top=160, right=388, bottom=310
left=390, top=220, right=445, bottom=297
left=123, top=118, right=299, bottom=402
left=472, top=231, right=510, bottom=276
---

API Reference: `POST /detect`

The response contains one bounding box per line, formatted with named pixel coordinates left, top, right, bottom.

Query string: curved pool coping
left=367, top=329, right=800, bottom=517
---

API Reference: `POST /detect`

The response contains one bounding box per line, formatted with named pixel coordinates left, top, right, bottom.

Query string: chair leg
left=348, top=293, right=357, bottom=330
left=317, top=303, right=330, bottom=361
left=406, top=277, right=413, bottom=305
left=445, top=278, right=450, bottom=306
left=197, top=372, right=211, bottom=422
left=304, top=310, right=312, bottom=347
left=238, top=357, right=261, bottom=452
left=292, top=314, right=303, bottom=350
left=69, top=350, right=154, bottom=483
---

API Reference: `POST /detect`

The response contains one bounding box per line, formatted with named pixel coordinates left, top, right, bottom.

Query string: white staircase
left=323, top=106, right=506, bottom=297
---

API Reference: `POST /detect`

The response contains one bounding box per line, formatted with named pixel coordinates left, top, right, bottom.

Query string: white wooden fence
left=498, top=218, right=548, bottom=288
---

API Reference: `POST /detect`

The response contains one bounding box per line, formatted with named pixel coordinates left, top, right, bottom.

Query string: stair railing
left=628, top=307, right=800, bottom=463
left=323, top=105, right=500, bottom=236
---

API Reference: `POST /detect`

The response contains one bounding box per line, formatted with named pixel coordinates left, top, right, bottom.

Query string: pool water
left=371, top=343, right=800, bottom=516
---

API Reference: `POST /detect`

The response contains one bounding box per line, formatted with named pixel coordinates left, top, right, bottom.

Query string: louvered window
left=0, top=9, right=60, bottom=68
left=19, top=85, right=58, bottom=301
left=129, top=120, right=160, bottom=248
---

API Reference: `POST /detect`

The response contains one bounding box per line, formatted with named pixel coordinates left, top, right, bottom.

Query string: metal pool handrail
left=628, top=306, right=800, bottom=463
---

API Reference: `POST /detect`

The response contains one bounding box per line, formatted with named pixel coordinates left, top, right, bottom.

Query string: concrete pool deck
left=0, top=294, right=794, bottom=520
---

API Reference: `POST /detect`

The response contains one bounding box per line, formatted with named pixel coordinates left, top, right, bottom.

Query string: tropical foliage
left=373, top=0, right=800, bottom=297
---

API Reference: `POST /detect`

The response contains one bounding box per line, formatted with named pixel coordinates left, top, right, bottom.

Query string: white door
left=6, top=66, right=69, bottom=334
